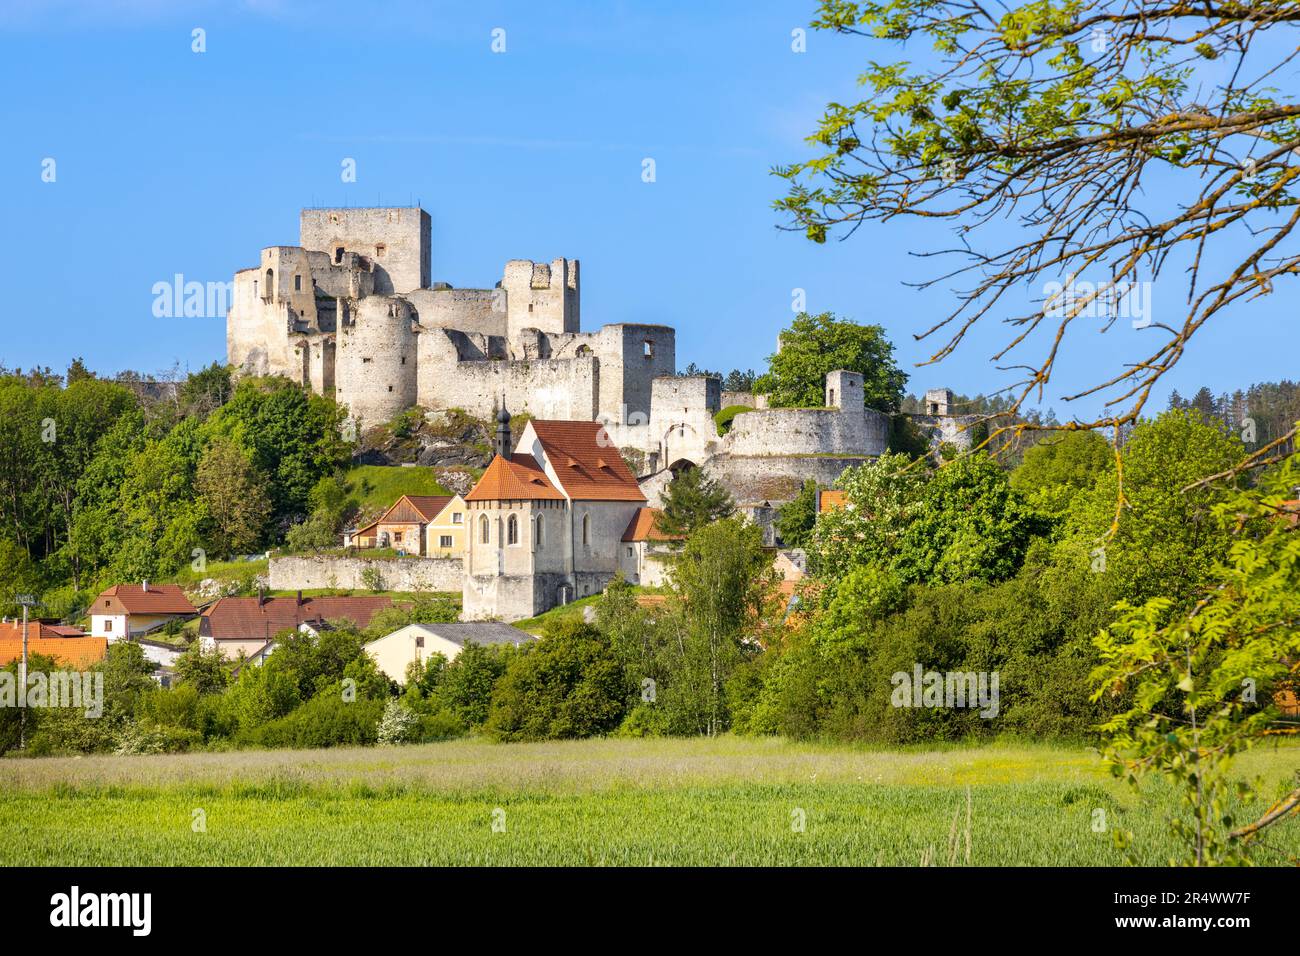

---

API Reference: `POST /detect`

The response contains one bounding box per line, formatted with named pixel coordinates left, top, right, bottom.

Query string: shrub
left=245, top=694, right=383, bottom=749
left=377, top=699, right=420, bottom=745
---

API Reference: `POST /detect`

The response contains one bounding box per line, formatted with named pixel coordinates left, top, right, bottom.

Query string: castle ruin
left=227, top=207, right=972, bottom=509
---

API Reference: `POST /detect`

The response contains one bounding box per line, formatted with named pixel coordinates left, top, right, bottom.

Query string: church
left=461, top=409, right=651, bottom=621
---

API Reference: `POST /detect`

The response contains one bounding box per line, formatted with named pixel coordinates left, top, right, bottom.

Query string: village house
left=199, top=593, right=397, bottom=661
left=87, top=582, right=197, bottom=641
left=0, top=621, right=107, bottom=669
left=365, top=622, right=535, bottom=684
left=346, top=494, right=467, bottom=556
left=462, top=411, right=648, bottom=622
left=618, top=506, right=679, bottom=588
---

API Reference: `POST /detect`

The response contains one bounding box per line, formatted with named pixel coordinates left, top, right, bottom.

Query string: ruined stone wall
left=407, top=287, right=505, bottom=336
left=268, top=555, right=463, bottom=592
left=908, top=413, right=982, bottom=452
left=299, top=207, right=430, bottom=294
left=502, top=258, right=579, bottom=341
left=416, top=327, right=599, bottom=419
left=703, top=453, right=873, bottom=505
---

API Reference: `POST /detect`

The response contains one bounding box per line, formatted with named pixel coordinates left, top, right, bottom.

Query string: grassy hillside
left=1, top=739, right=1295, bottom=865
left=342, top=464, right=454, bottom=517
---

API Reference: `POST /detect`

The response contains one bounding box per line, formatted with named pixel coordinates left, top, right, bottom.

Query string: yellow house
left=349, top=494, right=466, bottom=556
left=425, top=494, right=468, bottom=557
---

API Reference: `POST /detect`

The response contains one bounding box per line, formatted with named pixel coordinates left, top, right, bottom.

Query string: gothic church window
left=507, top=515, right=519, bottom=546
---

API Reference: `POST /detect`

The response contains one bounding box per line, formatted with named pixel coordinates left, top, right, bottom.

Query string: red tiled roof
left=818, top=490, right=849, bottom=514
left=0, top=621, right=88, bottom=642
left=621, top=507, right=681, bottom=542
left=200, top=595, right=397, bottom=641
left=0, top=635, right=107, bottom=669
left=88, top=583, right=196, bottom=617
left=530, top=420, right=646, bottom=502
left=465, top=453, right=564, bottom=502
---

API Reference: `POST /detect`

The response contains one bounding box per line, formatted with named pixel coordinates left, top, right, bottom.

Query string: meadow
left=0, top=738, right=1295, bottom=866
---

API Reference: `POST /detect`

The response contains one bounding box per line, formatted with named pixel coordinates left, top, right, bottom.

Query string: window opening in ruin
left=929, top=403, right=938, bottom=414
left=294, top=274, right=302, bottom=291
left=375, top=243, right=386, bottom=257
left=334, top=247, right=344, bottom=263
left=829, top=389, right=835, bottom=405
left=387, top=386, right=393, bottom=393
left=643, top=340, right=653, bottom=358
left=265, top=268, right=274, bottom=294
left=362, top=357, right=372, bottom=364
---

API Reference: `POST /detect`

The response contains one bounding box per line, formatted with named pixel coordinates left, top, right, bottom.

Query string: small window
left=440, top=535, right=453, bottom=548
left=507, top=515, right=519, bottom=545
left=294, top=274, right=302, bottom=291
left=528, top=303, right=534, bottom=313
left=643, top=340, right=653, bottom=358
left=627, top=546, right=634, bottom=557
left=452, top=513, right=463, bottom=525
left=362, top=357, right=373, bottom=364
left=394, top=531, right=402, bottom=542
left=253, top=280, right=258, bottom=295
left=104, top=619, right=113, bottom=632
left=375, top=243, right=386, bottom=257
left=536, top=516, right=544, bottom=549
left=829, top=389, right=835, bottom=406
left=415, top=635, right=424, bottom=648
left=480, top=514, right=490, bottom=544
left=582, top=513, right=590, bottom=546
left=387, top=385, right=393, bottom=393
left=334, top=247, right=344, bottom=263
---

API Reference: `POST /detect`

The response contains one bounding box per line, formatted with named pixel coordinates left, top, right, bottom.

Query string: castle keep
left=227, top=207, right=973, bottom=519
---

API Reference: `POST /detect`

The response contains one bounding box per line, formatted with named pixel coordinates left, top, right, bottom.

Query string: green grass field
left=342, top=464, right=454, bottom=515
left=0, top=738, right=1294, bottom=866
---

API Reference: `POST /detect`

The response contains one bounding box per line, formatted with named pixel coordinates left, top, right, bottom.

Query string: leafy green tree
left=486, top=618, right=626, bottom=741
left=1093, top=450, right=1300, bottom=864
left=754, top=312, right=906, bottom=412
left=1055, top=410, right=1244, bottom=607
left=658, top=466, right=734, bottom=538
left=431, top=641, right=513, bottom=727
left=174, top=641, right=230, bottom=695
left=667, top=517, right=775, bottom=735
left=776, top=479, right=818, bottom=549
left=196, top=437, right=271, bottom=557
left=895, top=453, right=1039, bottom=585
left=204, top=377, right=349, bottom=525
left=1011, top=431, right=1114, bottom=522
left=809, top=452, right=928, bottom=582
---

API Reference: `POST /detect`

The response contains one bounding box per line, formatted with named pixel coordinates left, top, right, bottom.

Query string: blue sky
left=1, top=0, right=1293, bottom=422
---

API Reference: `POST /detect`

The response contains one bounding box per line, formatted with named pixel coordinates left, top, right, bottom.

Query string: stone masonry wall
left=269, top=555, right=463, bottom=593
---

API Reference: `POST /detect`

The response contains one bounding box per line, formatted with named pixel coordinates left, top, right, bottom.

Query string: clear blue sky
left=1, top=0, right=1292, bottom=422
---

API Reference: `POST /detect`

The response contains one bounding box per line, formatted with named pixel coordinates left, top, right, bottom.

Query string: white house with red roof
left=462, top=409, right=647, bottom=621
left=88, top=582, right=197, bottom=642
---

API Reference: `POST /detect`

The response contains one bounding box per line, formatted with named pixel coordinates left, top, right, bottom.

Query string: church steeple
left=494, top=400, right=512, bottom=459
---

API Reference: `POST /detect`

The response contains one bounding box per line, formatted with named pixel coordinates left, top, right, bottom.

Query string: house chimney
left=257, top=587, right=265, bottom=608
left=494, top=402, right=512, bottom=459
left=142, top=578, right=148, bottom=592
left=296, top=590, right=303, bottom=607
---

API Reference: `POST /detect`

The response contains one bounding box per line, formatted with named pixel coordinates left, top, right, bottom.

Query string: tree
left=776, top=479, right=818, bottom=548
left=668, top=518, right=776, bottom=735
left=776, top=1, right=1300, bottom=444
left=754, top=312, right=906, bottom=412
left=808, top=452, right=928, bottom=582
left=1011, top=431, right=1115, bottom=522
left=896, top=454, right=1040, bottom=585
left=658, top=466, right=734, bottom=538
left=1093, top=450, right=1300, bottom=864
left=485, top=618, right=626, bottom=742
left=196, top=438, right=271, bottom=557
